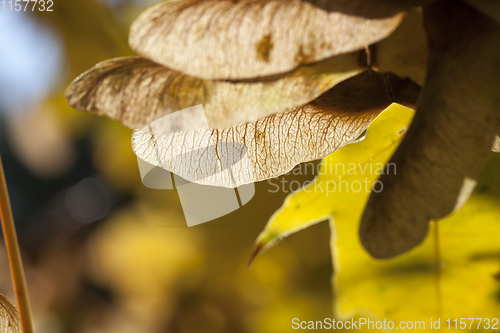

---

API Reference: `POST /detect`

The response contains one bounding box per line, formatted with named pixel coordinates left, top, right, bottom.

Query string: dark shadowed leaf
left=360, top=0, right=500, bottom=259
left=374, top=9, right=428, bottom=86
left=129, top=0, right=403, bottom=80
left=65, top=54, right=363, bottom=129
left=463, top=0, right=500, bottom=23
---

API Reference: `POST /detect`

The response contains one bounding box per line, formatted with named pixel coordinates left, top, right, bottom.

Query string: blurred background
left=0, top=1, right=335, bottom=332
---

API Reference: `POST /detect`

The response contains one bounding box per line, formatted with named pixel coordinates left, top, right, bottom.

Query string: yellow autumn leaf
left=333, top=153, right=500, bottom=329
left=252, top=102, right=500, bottom=331
left=250, top=103, right=413, bottom=262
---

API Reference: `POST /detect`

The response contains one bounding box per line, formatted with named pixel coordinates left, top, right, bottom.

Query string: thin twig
left=0, top=153, right=34, bottom=333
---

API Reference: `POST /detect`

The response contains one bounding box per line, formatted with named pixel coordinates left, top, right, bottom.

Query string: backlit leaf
left=0, top=294, right=20, bottom=333
left=493, top=135, right=500, bottom=153
left=65, top=54, right=362, bottom=129
left=129, top=0, right=403, bottom=80
left=306, top=0, right=430, bottom=18
left=132, top=72, right=419, bottom=188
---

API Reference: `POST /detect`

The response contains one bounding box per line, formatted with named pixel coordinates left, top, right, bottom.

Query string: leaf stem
left=0, top=153, right=34, bottom=333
